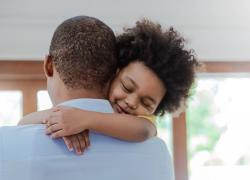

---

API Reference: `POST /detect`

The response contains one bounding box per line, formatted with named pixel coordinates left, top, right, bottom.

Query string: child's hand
left=63, top=130, right=90, bottom=155
left=44, top=106, right=89, bottom=138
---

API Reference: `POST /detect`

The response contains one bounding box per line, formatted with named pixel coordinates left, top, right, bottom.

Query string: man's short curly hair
left=49, top=16, right=117, bottom=90
left=116, top=19, right=199, bottom=116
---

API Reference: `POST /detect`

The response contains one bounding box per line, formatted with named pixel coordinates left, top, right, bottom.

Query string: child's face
left=109, top=61, right=166, bottom=116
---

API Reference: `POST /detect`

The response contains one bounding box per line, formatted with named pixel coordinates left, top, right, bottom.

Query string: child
left=19, top=19, right=198, bottom=154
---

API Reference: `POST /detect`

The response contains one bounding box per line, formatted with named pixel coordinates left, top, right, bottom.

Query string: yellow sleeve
left=137, top=115, right=156, bottom=124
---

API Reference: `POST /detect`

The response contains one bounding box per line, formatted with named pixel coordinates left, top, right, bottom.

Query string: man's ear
left=44, top=55, right=53, bottom=77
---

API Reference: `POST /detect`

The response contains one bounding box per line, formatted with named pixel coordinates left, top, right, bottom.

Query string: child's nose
left=125, top=95, right=138, bottom=110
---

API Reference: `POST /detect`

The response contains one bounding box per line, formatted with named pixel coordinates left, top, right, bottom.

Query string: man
left=0, top=16, right=173, bottom=180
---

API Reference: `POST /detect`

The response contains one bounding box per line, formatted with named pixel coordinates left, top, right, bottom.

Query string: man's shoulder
left=0, top=124, right=44, bottom=134
left=0, top=125, right=45, bottom=158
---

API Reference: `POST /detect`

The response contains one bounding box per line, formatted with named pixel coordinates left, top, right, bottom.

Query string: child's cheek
left=109, top=88, right=120, bottom=102
left=114, top=87, right=126, bottom=101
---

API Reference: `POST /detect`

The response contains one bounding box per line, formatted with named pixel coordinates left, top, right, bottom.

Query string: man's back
left=0, top=125, right=173, bottom=180
left=0, top=99, right=174, bottom=180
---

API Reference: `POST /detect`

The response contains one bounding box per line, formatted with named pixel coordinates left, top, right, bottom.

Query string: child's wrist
left=85, top=111, right=100, bottom=130
left=75, top=109, right=96, bottom=130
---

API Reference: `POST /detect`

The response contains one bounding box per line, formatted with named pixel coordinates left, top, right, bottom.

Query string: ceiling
left=0, top=0, right=250, bottom=61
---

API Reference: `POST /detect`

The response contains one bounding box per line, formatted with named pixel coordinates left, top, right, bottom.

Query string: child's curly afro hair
left=116, top=19, right=199, bottom=115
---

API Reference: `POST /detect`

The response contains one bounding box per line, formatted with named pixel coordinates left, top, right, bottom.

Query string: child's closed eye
left=121, top=82, right=133, bottom=93
left=142, top=101, right=153, bottom=110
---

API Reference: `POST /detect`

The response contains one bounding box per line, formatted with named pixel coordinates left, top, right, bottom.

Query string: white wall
left=0, top=0, right=250, bottom=61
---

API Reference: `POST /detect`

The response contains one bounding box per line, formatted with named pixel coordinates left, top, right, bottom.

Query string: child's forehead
left=119, top=61, right=147, bottom=74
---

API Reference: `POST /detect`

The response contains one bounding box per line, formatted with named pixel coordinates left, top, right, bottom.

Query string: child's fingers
left=77, top=134, right=86, bottom=153
left=70, top=135, right=82, bottom=155
left=83, top=130, right=90, bottom=148
left=50, top=130, right=65, bottom=138
left=52, top=106, right=61, bottom=112
left=46, top=123, right=62, bottom=135
left=46, top=114, right=61, bottom=125
left=63, top=137, right=73, bottom=151
left=42, top=119, right=48, bottom=124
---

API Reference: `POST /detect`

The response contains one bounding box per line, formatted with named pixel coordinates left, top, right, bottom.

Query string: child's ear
left=44, top=55, right=53, bottom=77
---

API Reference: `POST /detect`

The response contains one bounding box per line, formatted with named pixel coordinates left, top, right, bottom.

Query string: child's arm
left=89, top=112, right=156, bottom=141
left=46, top=106, right=157, bottom=142
left=18, top=109, right=90, bottom=154
left=18, top=109, right=51, bottom=125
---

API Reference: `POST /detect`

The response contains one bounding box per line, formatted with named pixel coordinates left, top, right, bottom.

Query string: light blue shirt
left=0, top=98, right=174, bottom=180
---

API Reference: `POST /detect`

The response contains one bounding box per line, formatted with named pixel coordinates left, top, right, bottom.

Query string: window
left=37, top=90, right=52, bottom=111
left=173, top=62, right=250, bottom=180
left=0, top=91, right=22, bottom=126
left=0, top=61, right=46, bottom=126
left=187, top=75, right=250, bottom=180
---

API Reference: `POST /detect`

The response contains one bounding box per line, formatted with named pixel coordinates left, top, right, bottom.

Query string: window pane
left=156, top=114, right=173, bottom=156
left=0, top=91, right=22, bottom=126
left=187, top=76, right=250, bottom=180
left=37, top=90, right=52, bottom=111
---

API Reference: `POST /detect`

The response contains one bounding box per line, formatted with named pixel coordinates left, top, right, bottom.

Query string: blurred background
left=0, top=1, right=250, bottom=180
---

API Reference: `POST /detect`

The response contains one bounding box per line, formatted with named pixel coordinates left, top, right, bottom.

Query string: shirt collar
left=59, top=98, right=114, bottom=113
